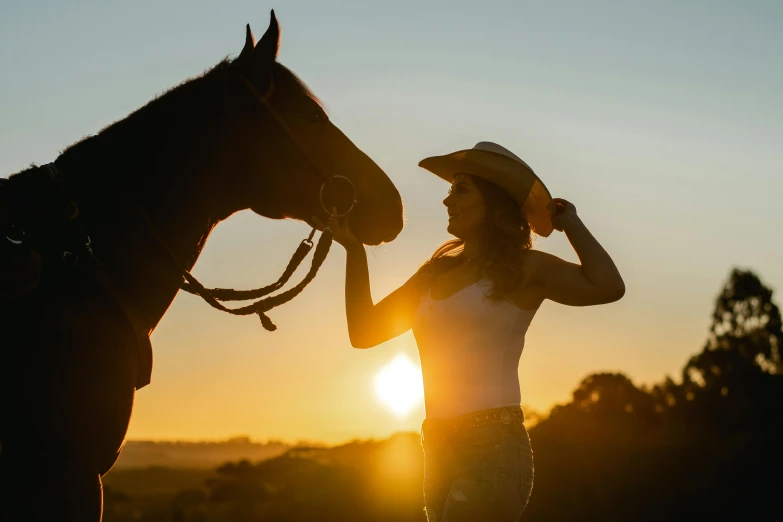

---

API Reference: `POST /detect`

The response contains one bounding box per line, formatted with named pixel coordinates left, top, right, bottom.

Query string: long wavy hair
left=420, top=174, right=533, bottom=301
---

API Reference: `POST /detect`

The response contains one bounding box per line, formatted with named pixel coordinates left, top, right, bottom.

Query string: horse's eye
left=310, top=111, right=325, bottom=124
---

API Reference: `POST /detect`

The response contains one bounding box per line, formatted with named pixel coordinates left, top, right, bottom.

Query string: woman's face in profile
left=443, top=174, right=487, bottom=240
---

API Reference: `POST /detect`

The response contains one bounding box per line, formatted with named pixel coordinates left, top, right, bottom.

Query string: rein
left=169, top=71, right=356, bottom=331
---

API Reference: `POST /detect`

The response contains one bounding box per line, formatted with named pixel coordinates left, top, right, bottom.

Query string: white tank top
left=413, top=280, right=537, bottom=419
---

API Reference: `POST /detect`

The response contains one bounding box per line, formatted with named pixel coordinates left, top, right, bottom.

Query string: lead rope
left=179, top=227, right=316, bottom=301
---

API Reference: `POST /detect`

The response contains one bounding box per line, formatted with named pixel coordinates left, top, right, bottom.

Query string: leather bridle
left=171, top=71, right=359, bottom=330
left=238, top=73, right=357, bottom=219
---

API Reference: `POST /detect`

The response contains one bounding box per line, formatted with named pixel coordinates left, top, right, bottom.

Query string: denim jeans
left=421, top=407, right=534, bottom=522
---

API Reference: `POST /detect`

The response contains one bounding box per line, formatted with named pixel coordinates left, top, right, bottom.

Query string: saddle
left=0, top=177, right=44, bottom=299
left=0, top=164, right=98, bottom=301
left=0, top=166, right=152, bottom=389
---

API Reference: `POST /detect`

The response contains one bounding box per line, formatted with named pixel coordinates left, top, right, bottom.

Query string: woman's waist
left=417, top=343, right=524, bottom=389
left=422, top=405, right=525, bottom=437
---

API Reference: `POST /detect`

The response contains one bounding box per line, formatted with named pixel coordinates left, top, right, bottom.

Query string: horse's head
left=225, top=11, right=403, bottom=246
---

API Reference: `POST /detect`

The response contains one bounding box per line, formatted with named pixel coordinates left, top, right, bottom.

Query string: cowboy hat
left=418, top=142, right=554, bottom=237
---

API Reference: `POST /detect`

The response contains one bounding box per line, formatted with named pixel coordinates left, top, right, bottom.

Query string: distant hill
left=103, top=433, right=426, bottom=522
left=114, top=437, right=290, bottom=469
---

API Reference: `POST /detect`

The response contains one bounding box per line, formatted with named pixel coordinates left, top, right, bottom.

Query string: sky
left=1, top=0, right=782, bottom=444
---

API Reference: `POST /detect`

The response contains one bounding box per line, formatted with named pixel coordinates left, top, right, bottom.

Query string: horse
left=0, top=11, right=403, bottom=521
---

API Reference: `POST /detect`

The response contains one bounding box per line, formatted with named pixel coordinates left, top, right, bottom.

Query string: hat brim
left=419, top=149, right=554, bottom=237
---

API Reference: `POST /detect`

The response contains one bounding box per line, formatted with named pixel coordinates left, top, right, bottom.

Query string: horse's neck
left=60, top=75, right=240, bottom=333
left=107, top=180, right=222, bottom=334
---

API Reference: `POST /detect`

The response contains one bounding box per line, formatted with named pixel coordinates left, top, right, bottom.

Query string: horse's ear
left=255, top=9, right=280, bottom=63
left=239, top=24, right=255, bottom=59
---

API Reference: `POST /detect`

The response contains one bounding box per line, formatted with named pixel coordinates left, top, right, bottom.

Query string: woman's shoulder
left=408, top=261, right=438, bottom=294
left=520, top=248, right=563, bottom=268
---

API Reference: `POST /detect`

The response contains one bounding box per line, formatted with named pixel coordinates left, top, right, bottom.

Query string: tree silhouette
left=693, top=268, right=782, bottom=374
left=682, top=269, right=783, bottom=427
left=571, top=372, right=657, bottom=419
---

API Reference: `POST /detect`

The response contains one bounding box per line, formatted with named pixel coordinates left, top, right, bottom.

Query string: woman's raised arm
left=529, top=199, right=625, bottom=307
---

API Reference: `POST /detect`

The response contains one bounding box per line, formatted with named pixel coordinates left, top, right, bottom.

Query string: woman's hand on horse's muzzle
left=312, top=212, right=361, bottom=250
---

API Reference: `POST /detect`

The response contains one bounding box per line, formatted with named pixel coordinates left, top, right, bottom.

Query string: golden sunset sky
left=1, top=1, right=781, bottom=444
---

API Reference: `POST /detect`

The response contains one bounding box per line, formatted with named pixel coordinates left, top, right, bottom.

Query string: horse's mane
left=58, top=57, right=325, bottom=162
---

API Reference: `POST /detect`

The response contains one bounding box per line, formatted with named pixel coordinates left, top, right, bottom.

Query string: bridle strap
left=240, top=73, right=356, bottom=219
left=240, top=74, right=328, bottom=183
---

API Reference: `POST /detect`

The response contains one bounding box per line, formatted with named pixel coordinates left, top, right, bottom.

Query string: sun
left=374, top=354, right=425, bottom=418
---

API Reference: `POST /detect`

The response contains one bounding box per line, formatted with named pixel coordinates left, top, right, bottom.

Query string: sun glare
left=374, top=354, right=424, bottom=418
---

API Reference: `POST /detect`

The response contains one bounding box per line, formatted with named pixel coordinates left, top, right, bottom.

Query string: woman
left=320, top=141, right=625, bottom=521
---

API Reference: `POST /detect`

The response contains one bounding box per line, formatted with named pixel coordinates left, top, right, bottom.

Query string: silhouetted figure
left=0, top=11, right=403, bottom=521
